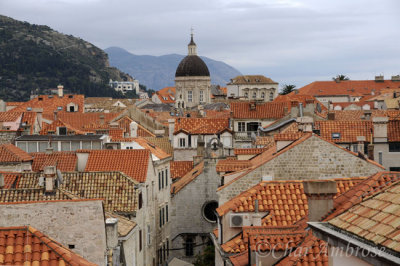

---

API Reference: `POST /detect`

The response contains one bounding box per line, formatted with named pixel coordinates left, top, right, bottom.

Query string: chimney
left=327, top=112, right=335, bottom=120
left=44, top=166, right=56, bottom=193
left=299, top=103, right=304, bottom=117
left=296, top=116, right=313, bottom=132
left=373, top=117, right=388, bottom=143
left=0, top=100, right=6, bottom=112
left=154, top=129, right=165, bottom=138
left=0, top=174, right=4, bottom=188
left=53, top=111, right=58, bottom=121
left=391, top=75, right=400, bottom=82
left=99, top=114, right=105, bottom=125
left=250, top=103, right=256, bottom=110
left=57, top=84, right=64, bottom=97
left=106, top=218, right=119, bottom=249
left=130, top=121, right=138, bottom=138
left=363, top=110, right=372, bottom=120
left=168, top=119, right=175, bottom=142
left=76, top=150, right=90, bottom=171
left=368, top=144, right=374, bottom=160
left=197, top=135, right=205, bottom=157
left=356, top=136, right=366, bottom=154
left=335, top=78, right=340, bottom=83
left=303, top=180, right=337, bottom=222
left=45, top=145, right=53, bottom=155
left=375, top=75, right=384, bottom=82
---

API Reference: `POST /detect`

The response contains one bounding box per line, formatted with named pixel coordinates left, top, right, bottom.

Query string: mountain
left=105, top=47, right=242, bottom=90
left=0, top=15, right=134, bottom=101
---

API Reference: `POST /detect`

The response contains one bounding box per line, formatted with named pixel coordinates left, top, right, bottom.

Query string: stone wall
left=0, top=130, right=18, bottom=144
left=169, top=159, right=220, bottom=262
left=218, top=135, right=383, bottom=204
left=0, top=200, right=106, bottom=265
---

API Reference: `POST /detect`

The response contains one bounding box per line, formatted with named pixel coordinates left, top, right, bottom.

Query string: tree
left=194, top=244, right=215, bottom=266
left=280, top=84, right=296, bottom=95
left=332, top=74, right=350, bottom=81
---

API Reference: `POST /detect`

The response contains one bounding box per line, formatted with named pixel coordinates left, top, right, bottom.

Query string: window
left=158, top=172, right=162, bottom=190
left=185, top=237, right=194, bottom=256
left=352, top=144, right=358, bottom=153
left=252, top=92, right=257, bottom=99
left=269, top=92, right=274, bottom=101
left=165, top=169, right=168, bottom=186
left=162, top=208, right=165, bottom=225
left=166, top=205, right=169, bottom=222
left=390, top=167, right=400, bottom=171
left=261, top=92, right=265, bottom=99
left=138, top=192, right=143, bottom=209
left=247, top=122, right=260, bottom=132
left=139, top=230, right=142, bottom=251
left=202, top=201, right=218, bottom=222
left=167, top=239, right=169, bottom=257
left=163, top=243, right=166, bottom=262
left=332, top=133, right=341, bottom=139
left=244, top=92, right=248, bottom=98
left=389, top=142, right=400, bottom=152
left=238, top=122, right=245, bottom=132
left=188, top=91, right=193, bottom=102
left=69, top=106, right=75, bottom=112
left=159, top=209, right=162, bottom=228
left=199, top=90, right=204, bottom=102
left=147, top=225, right=151, bottom=246
left=161, top=170, right=164, bottom=189
left=179, top=138, right=186, bottom=147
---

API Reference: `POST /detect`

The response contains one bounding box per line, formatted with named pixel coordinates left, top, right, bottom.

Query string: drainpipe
left=299, top=102, right=304, bottom=117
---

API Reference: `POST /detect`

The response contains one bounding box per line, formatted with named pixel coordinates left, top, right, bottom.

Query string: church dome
left=175, top=55, right=210, bottom=77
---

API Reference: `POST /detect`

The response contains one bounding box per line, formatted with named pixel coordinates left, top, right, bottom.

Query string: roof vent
left=332, top=133, right=341, bottom=139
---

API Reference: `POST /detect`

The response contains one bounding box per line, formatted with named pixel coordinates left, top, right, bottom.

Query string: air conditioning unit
left=230, top=213, right=251, bottom=227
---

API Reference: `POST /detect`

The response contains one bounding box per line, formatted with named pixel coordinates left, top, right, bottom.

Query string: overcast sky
left=1, top=0, right=399, bottom=87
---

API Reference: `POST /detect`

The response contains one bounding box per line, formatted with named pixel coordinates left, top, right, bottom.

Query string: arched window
left=244, top=92, right=248, bottom=98
left=252, top=92, right=257, bottom=99
left=269, top=92, right=274, bottom=101
left=261, top=92, right=265, bottom=99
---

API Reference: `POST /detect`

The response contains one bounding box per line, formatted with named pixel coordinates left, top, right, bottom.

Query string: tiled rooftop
left=144, top=137, right=173, bottom=155
left=0, top=112, right=22, bottom=122
left=388, top=120, right=400, bottom=142
left=30, top=152, right=77, bottom=172
left=298, top=80, right=400, bottom=97
left=217, top=177, right=365, bottom=227
left=1, top=172, right=22, bottom=189
left=0, top=144, right=32, bottom=163
left=133, top=137, right=171, bottom=160
left=0, top=226, right=96, bottom=265
left=275, top=231, right=328, bottom=266
left=234, top=148, right=267, bottom=156
left=20, top=112, right=37, bottom=134
left=84, top=149, right=150, bottom=183
left=153, top=87, right=175, bottom=104
left=105, top=212, right=137, bottom=238
left=324, top=172, right=400, bottom=221
left=274, top=132, right=303, bottom=141
left=222, top=226, right=305, bottom=253
left=16, top=172, right=139, bottom=214
left=329, top=179, right=400, bottom=253
left=174, top=118, right=230, bottom=135
left=171, top=162, right=204, bottom=195
left=228, top=75, right=277, bottom=85
left=315, top=120, right=373, bottom=143
left=0, top=188, right=70, bottom=202
left=170, top=161, right=194, bottom=179
left=230, top=102, right=286, bottom=119
left=216, top=159, right=252, bottom=173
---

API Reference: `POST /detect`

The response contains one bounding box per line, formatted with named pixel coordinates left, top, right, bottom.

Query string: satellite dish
left=56, top=169, right=63, bottom=186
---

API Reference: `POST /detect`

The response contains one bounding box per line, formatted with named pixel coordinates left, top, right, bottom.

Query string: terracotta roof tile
left=171, top=162, right=204, bottom=195
left=30, top=152, right=77, bottom=172
left=153, top=87, right=175, bottom=103
left=328, top=179, right=400, bottom=253
left=174, top=117, right=230, bottom=135
left=144, top=137, right=173, bottom=155
left=0, top=112, right=22, bottom=122
left=231, top=102, right=286, bottom=119
left=0, top=226, right=96, bottom=265
left=84, top=149, right=150, bottom=183
left=216, top=159, right=252, bottom=173
left=275, top=231, right=329, bottom=266
left=234, top=148, right=267, bottom=156
left=133, top=137, right=171, bottom=160
left=274, top=132, right=303, bottom=141
left=229, top=251, right=249, bottom=266
left=0, top=188, right=70, bottom=202
left=228, top=75, right=277, bottom=85
left=315, top=120, right=373, bottom=143
left=16, top=172, right=139, bottom=214
left=1, top=172, right=21, bottom=189
left=298, top=80, right=400, bottom=97
left=324, top=172, right=400, bottom=221
left=0, top=144, right=32, bottom=162
left=217, top=177, right=365, bottom=227
left=388, top=120, right=400, bottom=142
left=170, top=161, right=194, bottom=179
left=11, top=94, right=85, bottom=117
left=222, top=226, right=305, bottom=254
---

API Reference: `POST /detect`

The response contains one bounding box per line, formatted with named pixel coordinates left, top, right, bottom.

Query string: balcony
left=234, top=131, right=255, bottom=141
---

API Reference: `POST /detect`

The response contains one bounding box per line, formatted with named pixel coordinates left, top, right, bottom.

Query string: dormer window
left=57, top=127, right=67, bottom=135
left=57, top=106, right=62, bottom=111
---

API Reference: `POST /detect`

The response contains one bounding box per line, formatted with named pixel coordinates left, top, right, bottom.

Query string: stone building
left=168, top=137, right=225, bottom=263
left=175, top=33, right=211, bottom=109
left=226, top=75, right=279, bottom=101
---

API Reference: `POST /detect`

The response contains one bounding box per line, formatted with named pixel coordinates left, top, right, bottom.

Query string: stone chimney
left=57, top=85, right=64, bottom=97
left=356, top=136, right=366, bottom=154
left=391, top=75, right=400, bottom=82
left=375, top=75, right=384, bottom=82
left=130, top=121, right=138, bottom=138
left=53, top=111, right=58, bottom=121
left=296, top=116, right=313, bottom=133
left=45, top=144, right=53, bottom=155
left=76, top=150, right=90, bottom=171
left=44, top=166, right=56, bottom=193
left=303, top=180, right=337, bottom=222
left=99, top=114, right=105, bottom=126
left=373, top=117, right=388, bottom=143
left=154, top=129, right=165, bottom=138
left=197, top=135, right=205, bottom=157
left=0, top=174, right=4, bottom=189
left=168, top=119, right=175, bottom=142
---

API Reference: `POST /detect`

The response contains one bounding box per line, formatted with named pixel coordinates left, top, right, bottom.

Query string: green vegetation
left=0, top=15, right=146, bottom=101
left=280, top=84, right=297, bottom=95
left=194, top=244, right=215, bottom=266
left=332, top=74, right=350, bottom=81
